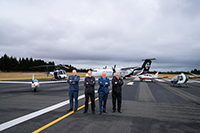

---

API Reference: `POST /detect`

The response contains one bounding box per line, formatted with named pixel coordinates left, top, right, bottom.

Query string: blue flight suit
left=67, top=75, right=80, bottom=111
left=98, top=77, right=110, bottom=112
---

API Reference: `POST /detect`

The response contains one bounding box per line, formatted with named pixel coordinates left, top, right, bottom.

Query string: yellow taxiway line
left=32, top=90, right=112, bottom=133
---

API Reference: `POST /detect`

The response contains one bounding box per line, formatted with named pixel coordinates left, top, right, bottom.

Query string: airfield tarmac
left=0, top=79, right=200, bottom=133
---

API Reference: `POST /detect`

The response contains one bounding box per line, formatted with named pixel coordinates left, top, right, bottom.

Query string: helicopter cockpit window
left=179, top=76, right=183, bottom=80
left=59, top=71, right=63, bottom=74
left=172, top=75, right=178, bottom=80
left=63, top=71, right=66, bottom=74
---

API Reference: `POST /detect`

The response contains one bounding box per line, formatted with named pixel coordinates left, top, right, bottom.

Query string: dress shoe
left=112, top=110, right=115, bottom=113
left=99, top=111, right=102, bottom=115
left=74, top=109, right=77, bottom=112
left=103, top=110, right=107, bottom=113
left=83, top=111, right=87, bottom=114
left=118, top=110, right=122, bottom=113
left=67, top=109, right=73, bottom=112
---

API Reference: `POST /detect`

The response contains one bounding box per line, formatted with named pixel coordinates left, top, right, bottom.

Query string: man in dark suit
left=83, top=70, right=96, bottom=114
left=112, top=72, right=124, bottom=113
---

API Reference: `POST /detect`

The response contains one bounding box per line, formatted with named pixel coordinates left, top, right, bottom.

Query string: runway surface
left=0, top=78, right=200, bottom=133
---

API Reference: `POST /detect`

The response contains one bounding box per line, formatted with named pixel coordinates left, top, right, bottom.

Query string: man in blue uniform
left=83, top=70, right=96, bottom=114
left=67, top=70, right=80, bottom=112
left=98, top=72, right=110, bottom=115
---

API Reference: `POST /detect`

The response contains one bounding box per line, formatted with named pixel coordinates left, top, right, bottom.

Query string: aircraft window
left=63, top=71, right=66, bottom=74
left=172, top=76, right=178, bottom=80
left=93, top=70, right=97, bottom=72
left=59, top=71, right=63, bottom=74
left=33, top=79, right=38, bottom=82
left=179, top=76, right=183, bottom=80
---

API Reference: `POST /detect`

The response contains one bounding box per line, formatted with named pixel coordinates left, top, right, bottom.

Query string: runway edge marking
left=0, top=94, right=86, bottom=132
left=32, top=90, right=112, bottom=133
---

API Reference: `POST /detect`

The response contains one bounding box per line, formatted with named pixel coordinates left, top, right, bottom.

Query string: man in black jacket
left=83, top=70, right=96, bottom=114
left=112, top=72, right=124, bottom=113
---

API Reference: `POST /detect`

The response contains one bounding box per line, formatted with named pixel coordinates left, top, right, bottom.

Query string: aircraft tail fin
left=32, top=74, right=34, bottom=81
left=154, top=71, right=159, bottom=78
left=141, top=58, right=156, bottom=72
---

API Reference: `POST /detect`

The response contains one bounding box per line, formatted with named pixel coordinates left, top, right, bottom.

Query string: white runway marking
left=155, top=79, right=171, bottom=82
left=0, top=93, right=87, bottom=132
left=127, top=82, right=134, bottom=85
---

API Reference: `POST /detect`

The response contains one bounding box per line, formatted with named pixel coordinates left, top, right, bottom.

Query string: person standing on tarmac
left=98, top=72, right=110, bottom=115
left=67, top=70, right=80, bottom=112
left=83, top=70, right=96, bottom=114
left=112, top=72, right=124, bottom=113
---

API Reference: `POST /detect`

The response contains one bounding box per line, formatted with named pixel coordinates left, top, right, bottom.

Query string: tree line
left=0, top=54, right=91, bottom=72
left=149, top=69, right=200, bottom=74
left=1, top=54, right=199, bottom=74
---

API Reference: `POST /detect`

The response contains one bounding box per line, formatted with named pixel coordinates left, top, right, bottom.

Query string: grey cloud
left=0, top=0, right=200, bottom=71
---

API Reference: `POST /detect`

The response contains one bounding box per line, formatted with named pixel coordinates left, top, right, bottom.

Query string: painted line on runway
left=138, top=82, right=156, bottom=102
left=32, top=90, right=112, bottom=133
left=0, top=94, right=86, bottom=132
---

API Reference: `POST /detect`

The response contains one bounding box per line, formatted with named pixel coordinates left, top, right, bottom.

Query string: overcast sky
left=0, top=0, right=200, bottom=72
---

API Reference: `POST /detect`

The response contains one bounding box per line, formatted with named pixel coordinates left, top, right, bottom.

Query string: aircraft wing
left=39, top=80, right=67, bottom=84
left=155, top=76, right=168, bottom=79
left=0, top=81, right=31, bottom=84
left=121, top=67, right=137, bottom=70
left=0, top=80, right=67, bottom=84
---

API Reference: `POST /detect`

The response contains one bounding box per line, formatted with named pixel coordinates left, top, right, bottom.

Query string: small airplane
left=0, top=74, right=67, bottom=92
left=171, top=73, right=200, bottom=86
left=31, top=64, right=68, bottom=80
left=137, top=71, right=168, bottom=82
left=88, top=58, right=156, bottom=79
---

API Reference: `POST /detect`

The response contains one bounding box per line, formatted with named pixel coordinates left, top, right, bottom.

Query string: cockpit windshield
left=59, top=71, right=63, bottom=74
left=33, top=79, right=39, bottom=83
left=172, top=75, right=178, bottom=80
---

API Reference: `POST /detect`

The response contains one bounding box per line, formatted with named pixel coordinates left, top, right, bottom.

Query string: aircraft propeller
left=112, top=65, right=116, bottom=76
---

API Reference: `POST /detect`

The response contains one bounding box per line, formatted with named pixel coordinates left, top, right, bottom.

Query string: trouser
left=84, top=91, right=95, bottom=112
left=99, top=92, right=108, bottom=112
left=112, top=91, right=122, bottom=111
left=69, top=90, right=78, bottom=110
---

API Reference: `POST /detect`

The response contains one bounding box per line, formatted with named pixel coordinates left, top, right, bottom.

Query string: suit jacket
left=84, top=76, right=95, bottom=93
left=112, top=76, right=123, bottom=93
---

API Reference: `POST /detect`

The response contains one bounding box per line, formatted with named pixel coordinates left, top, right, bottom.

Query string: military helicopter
left=171, top=73, right=200, bottom=86
left=30, top=64, right=68, bottom=80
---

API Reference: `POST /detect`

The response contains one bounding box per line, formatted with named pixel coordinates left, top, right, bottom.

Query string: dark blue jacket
left=67, top=75, right=80, bottom=91
left=98, top=77, right=110, bottom=94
